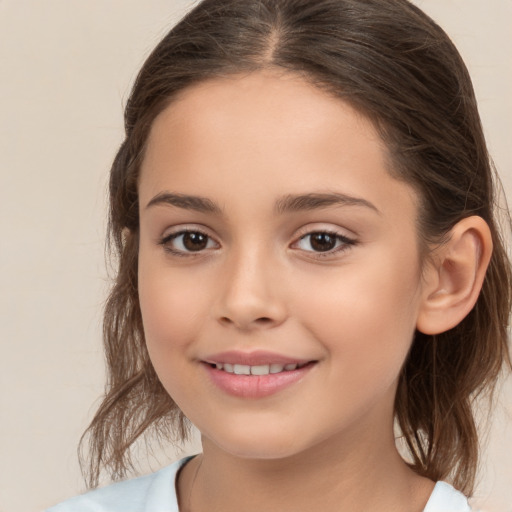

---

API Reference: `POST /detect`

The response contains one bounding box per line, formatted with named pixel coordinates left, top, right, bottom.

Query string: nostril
left=255, top=317, right=273, bottom=324
left=218, top=315, right=274, bottom=329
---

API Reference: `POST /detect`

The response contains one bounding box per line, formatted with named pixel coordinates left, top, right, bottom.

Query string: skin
left=137, top=70, right=437, bottom=512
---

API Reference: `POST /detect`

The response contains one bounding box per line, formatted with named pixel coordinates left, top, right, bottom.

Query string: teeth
left=270, top=363, right=285, bottom=374
left=212, top=362, right=305, bottom=375
left=233, top=364, right=251, bottom=375
left=251, top=365, right=270, bottom=376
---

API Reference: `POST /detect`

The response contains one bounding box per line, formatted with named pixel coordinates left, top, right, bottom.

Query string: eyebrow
left=145, top=191, right=379, bottom=215
left=146, top=192, right=222, bottom=214
left=275, top=192, right=380, bottom=215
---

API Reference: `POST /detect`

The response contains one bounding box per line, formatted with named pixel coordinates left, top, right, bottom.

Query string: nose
left=213, top=247, right=288, bottom=331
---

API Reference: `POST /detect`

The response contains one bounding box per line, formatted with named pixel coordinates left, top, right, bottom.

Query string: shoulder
left=423, top=481, right=471, bottom=512
left=45, top=458, right=190, bottom=512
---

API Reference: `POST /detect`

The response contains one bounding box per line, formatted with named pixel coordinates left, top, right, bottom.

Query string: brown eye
left=161, top=230, right=218, bottom=254
left=294, top=231, right=356, bottom=255
left=309, top=233, right=337, bottom=252
left=182, top=232, right=209, bottom=251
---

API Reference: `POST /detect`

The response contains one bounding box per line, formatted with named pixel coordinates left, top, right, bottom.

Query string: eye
left=160, top=229, right=218, bottom=255
left=294, top=231, right=356, bottom=254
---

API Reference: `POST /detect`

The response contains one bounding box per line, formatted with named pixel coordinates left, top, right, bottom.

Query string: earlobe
left=416, top=216, right=493, bottom=335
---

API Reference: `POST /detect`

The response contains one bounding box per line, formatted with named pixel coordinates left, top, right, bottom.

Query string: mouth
left=201, top=351, right=318, bottom=398
left=204, top=361, right=313, bottom=375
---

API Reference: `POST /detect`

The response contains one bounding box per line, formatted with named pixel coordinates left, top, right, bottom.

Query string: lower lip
left=203, top=362, right=315, bottom=398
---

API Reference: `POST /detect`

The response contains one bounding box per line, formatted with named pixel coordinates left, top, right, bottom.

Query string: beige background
left=1, top=1, right=510, bottom=511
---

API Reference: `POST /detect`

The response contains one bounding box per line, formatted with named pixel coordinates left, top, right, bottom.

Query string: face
left=138, top=71, right=426, bottom=460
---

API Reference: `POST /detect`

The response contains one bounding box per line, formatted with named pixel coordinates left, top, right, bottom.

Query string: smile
left=202, top=352, right=317, bottom=398
left=209, top=362, right=309, bottom=375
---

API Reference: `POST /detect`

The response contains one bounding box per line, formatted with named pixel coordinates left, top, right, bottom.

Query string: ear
left=416, top=216, right=493, bottom=335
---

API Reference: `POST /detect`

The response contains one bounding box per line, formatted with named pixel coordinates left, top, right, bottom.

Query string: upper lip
left=203, top=350, right=313, bottom=366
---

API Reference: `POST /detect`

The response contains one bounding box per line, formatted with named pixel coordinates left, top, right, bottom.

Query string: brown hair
left=81, top=0, right=512, bottom=494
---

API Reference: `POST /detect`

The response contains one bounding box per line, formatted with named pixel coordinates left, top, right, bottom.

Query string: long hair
left=81, top=0, right=512, bottom=494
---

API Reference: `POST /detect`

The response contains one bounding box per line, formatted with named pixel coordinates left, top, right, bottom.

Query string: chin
left=200, top=421, right=307, bottom=460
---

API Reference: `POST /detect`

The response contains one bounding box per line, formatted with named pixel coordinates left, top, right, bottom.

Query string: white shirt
left=46, top=457, right=471, bottom=512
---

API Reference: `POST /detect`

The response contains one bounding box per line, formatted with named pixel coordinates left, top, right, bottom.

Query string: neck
left=178, top=426, right=434, bottom=512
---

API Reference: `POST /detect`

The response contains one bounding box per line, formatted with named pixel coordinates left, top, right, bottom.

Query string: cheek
left=294, top=251, right=422, bottom=378
left=138, top=256, right=210, bottom=356
left=137, top=260, right=215, bottom=411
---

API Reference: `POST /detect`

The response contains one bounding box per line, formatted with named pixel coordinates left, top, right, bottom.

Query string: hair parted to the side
left=80, top=0, right=512, bottom=494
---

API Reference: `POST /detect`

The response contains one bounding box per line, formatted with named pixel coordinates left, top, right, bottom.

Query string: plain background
left=1, top=1, right=511, bottom=511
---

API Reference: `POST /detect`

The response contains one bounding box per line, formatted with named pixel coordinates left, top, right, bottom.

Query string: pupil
left=311, top=233, right=336, bottom=252
left=183, top=232, right=208, bottom=251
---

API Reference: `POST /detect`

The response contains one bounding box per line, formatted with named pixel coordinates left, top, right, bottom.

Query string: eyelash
left=293, top=230, right=357, bottom=258
left=158, top=229, right=357, bottom=258
left=159, top=229, right=217, bottom=257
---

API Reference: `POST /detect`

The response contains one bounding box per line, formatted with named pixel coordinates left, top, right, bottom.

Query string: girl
left=47, top=0, right=511, bottom=510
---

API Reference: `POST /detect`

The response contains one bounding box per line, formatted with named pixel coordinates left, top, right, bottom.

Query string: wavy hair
left=80, top=0, right=512, bottom=494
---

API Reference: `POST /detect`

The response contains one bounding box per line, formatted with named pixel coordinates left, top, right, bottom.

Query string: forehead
left=139, top=70, right=417, bottom=221
left=147, top=70, right=379, bottom=162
